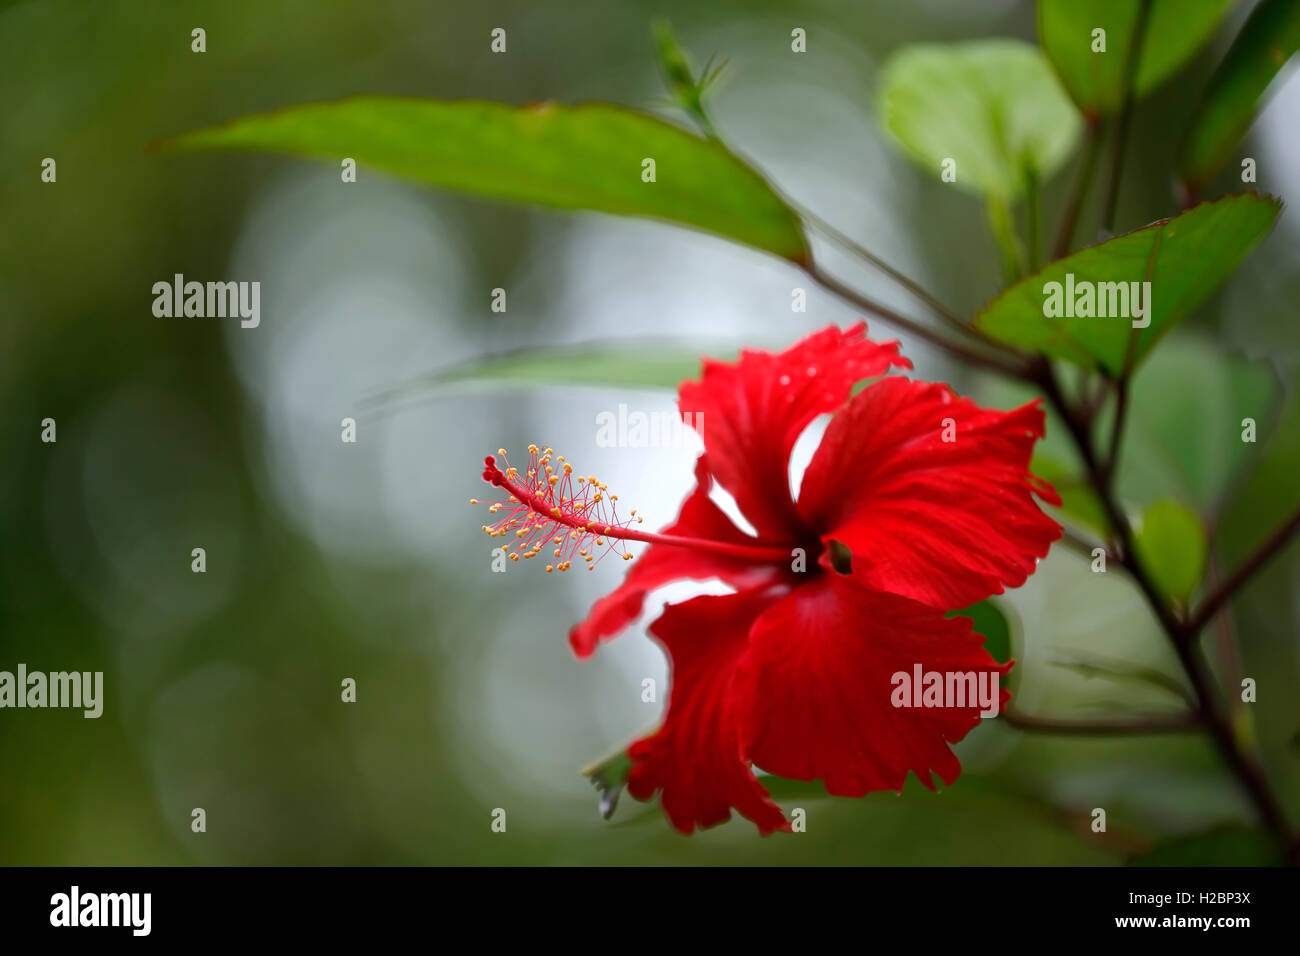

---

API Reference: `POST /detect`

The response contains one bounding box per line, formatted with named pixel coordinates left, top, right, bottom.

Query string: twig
left=804, top=263, right=1033, bottom=380
left=1188, top=508, right=1300, bottom=634
left=1051, top=117, right=1104, bottom=259
left=1024, top=165, right=1041, bottom=272
left=798, top=208, right=975, bottom=338
left=1055, top=526, right=1108, bottom=562
left=1034, top=362, right=1297, bottom=856
left=1098, top=0, right=1153, bottom=237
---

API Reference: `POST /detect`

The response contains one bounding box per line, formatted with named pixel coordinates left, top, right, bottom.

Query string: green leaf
left=1046, top=649, right=1194, bottom=704
left=156, top=97, right=809, bottom=262
left=877, top=39, right=1081, bottom=200
left=1182, top=0, right=1300, bottom=190
left=950, top=600, right=1014, bottom=667
left=1219, top=386, right=1300, bottom=566
left=1134, top=499, right=1208, bottom=604
left=1038, top=0, right=1232, bottom=115
left=1117, top=338, right=1279, bottom=512
left=1129, top=824, right=1282, bottom=865
left=975, top=193, right=1282, bottom=374
left=361, top=342, right=717, bottom=409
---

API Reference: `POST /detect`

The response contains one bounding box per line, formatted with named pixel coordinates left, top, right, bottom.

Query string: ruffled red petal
left=626, top=589, right=791, bottom=835
left=678, top=323, right=909, bottom=541
left=735, top=574, right=1010, bottom=796
left=568, top=456, right=782, bottom=657
left=797, top=376, right=1061, bottom=609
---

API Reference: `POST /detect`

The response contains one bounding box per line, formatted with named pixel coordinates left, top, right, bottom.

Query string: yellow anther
left=498, top=448, right=507, bottom=457
left=528, top=444, right=539, bottom=454
left=545, top=565, right=554, bottom=573
left=469, top=498, right=479, bottom=505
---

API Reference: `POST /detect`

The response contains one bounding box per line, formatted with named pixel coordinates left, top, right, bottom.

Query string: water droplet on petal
left=778, top=374, right=791, bottom=386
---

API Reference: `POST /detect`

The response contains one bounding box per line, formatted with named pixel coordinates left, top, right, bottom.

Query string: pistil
left=475, top=448, right=792, bottom=569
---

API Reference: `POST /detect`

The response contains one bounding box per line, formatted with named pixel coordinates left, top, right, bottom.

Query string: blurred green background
left=2, top=0, right=1297, bottom=864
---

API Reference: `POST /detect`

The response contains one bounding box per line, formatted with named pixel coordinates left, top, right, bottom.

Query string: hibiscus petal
left=626, top=589, right=790, bottom=835
left=735, top=575, right=1010, bottom=796
left=679, top=323, right=909, bottom=541
left=797, top=376, right=1061, bottom=609
left=569, top=456, right=781, bottom=657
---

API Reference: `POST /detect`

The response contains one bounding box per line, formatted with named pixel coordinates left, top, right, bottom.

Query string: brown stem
left=1188, top=508, right=1300, bottom=634
left=1098, top=0, right=1153, bottom=237
left=1051, top=116, right=1104, bottom=260
left=1056, top=526, right=1111, bottom=563
left=805, top=263, right=1033, bottom=380
left=1033, top=362, right=1297, bottom=858
left=798, top=209, right=975, bottom=338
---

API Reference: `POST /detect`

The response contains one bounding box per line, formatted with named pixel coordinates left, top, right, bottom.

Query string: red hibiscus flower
left=476, top=324, right=1060, bottom=834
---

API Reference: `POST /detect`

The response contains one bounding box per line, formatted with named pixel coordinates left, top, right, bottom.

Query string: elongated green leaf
left=1038, top=0, right=1232, bottom=115
left=362, top=342, right=718, bottom=409
left=1134, top=499, right=1208, bottom=603
left=975, top=193, right=1281, bottom=373
left=1047, top=649, right=1193, bottom=704
left=877, top=40, right=1081, bottom=200
left=156, top=97, right=809, bottom=262
left=1182, top=0, right=1300, bottom=189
